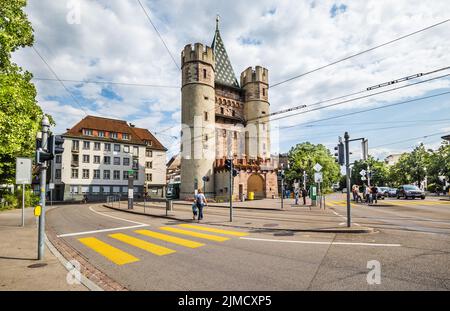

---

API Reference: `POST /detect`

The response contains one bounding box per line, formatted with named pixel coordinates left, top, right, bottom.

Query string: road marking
left=78, top=237, right=139, bottom=265
left=57, top=224, right=147, bottom=238
left=160, top=226, right=230, bottom=242
left=135, top=229, right=205, bottom=248
left=178, top=224, right=249, bottom=237
left=88, top=205, right=147, bottom=225
left=109, top=233, right=176, bottom=256
left=240, top=237, right=401, bottom=247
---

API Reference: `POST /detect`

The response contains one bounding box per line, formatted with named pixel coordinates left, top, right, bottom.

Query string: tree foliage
left=0, top=0, right=44, bottom=184
left=285, top=142, right=341, bottom=192
left=350, top=156, right=390, bottom=187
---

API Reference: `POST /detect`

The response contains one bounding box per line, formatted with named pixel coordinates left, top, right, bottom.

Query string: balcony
left=71, top=161, right=79, bottom=167
left=71, top=147, right=79, bottom=153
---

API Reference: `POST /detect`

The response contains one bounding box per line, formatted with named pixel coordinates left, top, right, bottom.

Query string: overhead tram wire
left=300, top=118, right=450, bottom=128
left=32, top=46, right=88, bottom=116
left=270, top=19, right=450, bottom=89
left=278, top=90, right=450, bottom=130
left=273, top=72, right=450, bottom=125
left=32, top=77, right=179, bottom=88
left=371, top=131, right=450, bottom=148
left=136, top=0, right=180, bottom=71
left=247, top=65, right=450, bottom=123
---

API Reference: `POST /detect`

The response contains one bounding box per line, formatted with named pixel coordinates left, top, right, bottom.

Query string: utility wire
left=136, top=0, right=180, bottom=71
left=248, top=65, right=450, bottom=123
left=275, top=73, right=450, bottom=125
left=270, top=19, right=450, bottom=88
left=279, top=90, right=450, bottom=130
left=33, top=77, right=179, bottom=88
left=371, top=132, right=450, bottom=148
left=32, top=46, right=88, bottom=116
left=300, top=118, right=450, bottom=128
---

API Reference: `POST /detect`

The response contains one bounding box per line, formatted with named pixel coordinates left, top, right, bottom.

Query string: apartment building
left=52, top=116, right=167, bottom=201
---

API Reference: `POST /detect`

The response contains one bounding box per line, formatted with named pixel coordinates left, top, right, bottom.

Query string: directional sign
left=313, top=163, right=322, bottom=172
left=314, top=172, right=323, bottom=183
left=360, top=169, right=366, bottom=176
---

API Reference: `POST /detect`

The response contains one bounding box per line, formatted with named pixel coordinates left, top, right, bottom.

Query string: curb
left=168, top=201, right=284, bottom=211
left=103, top=204, right=374, bottom=234
left=46, top=207, right=128, bottom=291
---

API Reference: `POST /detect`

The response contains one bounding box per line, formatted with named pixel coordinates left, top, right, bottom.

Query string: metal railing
left=106, top=195, right=121, bottom=208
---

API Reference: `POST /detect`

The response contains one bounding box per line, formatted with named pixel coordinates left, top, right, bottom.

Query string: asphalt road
left=46, top=197, right=450, bottom=290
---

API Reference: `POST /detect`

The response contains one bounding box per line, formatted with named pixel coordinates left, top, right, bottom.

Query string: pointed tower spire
left=211, top=16, right=239, bottom=88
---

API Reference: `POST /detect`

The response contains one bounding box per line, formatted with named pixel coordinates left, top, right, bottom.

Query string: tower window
left=262, top=88, right=266, bottom=96
left=203, top=69, right=207, bottom=79
left=204, top=134, right=208, bottom=141
left=232, top=110, right=235, bottom=117
left=204, top=111, right=208, bottom=121
left=220, top=107, right=224, bottom=114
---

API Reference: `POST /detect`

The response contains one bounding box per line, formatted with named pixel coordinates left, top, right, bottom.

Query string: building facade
left=52, top=116, right=167, bottom=201
left=180, top=18, right=278, bottom=200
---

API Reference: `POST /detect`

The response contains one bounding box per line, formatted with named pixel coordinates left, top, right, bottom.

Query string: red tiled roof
left=62, top=115, right=166, bottom=150
left=131, top=127, right=167, bottom=151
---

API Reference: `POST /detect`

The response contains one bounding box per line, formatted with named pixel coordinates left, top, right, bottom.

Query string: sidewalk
left=173, top=197, right=313, bottom=210
left=0, top=207, right=86, bottom=291
left=105, top=199, right=372, bottom=233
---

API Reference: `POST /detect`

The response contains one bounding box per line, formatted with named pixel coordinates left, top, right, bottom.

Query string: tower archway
left=247, top=174, right=265, bottom=199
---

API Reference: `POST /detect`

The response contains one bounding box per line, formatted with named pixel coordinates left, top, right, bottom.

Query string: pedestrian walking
left=352, top=184, right=358, bottom=202
left=301, top=187, right=308, bottom=205
left=364, top=184, right=371, bottom=204
left=294, top=188, right=299, bottom=205
left=355, top=186, right=363, bottom=203
left=191, top=199, right=198, bottom=220
left=195, top=189, right=207, bottom=222
left=371, top=185, right=378, bottom=204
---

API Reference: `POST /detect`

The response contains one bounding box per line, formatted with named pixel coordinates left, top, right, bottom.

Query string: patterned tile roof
left=211, top=22, right=239, bottom=88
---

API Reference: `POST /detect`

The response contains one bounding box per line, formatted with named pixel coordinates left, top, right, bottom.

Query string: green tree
left=350, top=156, right=390, bottom=187
left=0, top=0, right=44, bottom=184
left=388, top=144, right=430, bottom=186
left=427, top=141, right=450, bottom=192
left=285, top=142, right=340, bottom=193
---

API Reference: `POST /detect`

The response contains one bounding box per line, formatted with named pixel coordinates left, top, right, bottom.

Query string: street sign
left=314, top=172, right=323, bottom=183
left=361, top=176, right=366, bottom=181
left=49, top=183, right=55, bottom=190
left=15, top=158, right=32, bottom=184
left=313, top=163, right=322, bottom=172
left=360, top=169, right=366, bottom=176
left=202, top=176, right=210, bottom=182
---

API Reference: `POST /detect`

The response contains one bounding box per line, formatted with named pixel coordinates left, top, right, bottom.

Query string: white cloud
left=11, top=0, right=450, bottom=152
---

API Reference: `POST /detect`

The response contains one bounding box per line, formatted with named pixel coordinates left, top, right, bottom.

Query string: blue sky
left=12, top=0, right=450, bottom=160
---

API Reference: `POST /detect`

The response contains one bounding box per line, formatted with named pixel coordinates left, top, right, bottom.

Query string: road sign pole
left=367, top=164, right=371, bottom=187
left=229, top=160, right=233, bottom=222
left=22, top=185, right=25, bottom=227
left=38, top=115, right=50, bottom=260
left=344, top=132, right=351, bottom=227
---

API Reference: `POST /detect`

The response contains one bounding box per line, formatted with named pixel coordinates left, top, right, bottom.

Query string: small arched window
left=203, top=69, right=207, bottom=79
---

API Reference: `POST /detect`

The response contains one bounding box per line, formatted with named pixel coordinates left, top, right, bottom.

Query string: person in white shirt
left=195, top=189, right=207, bottom=222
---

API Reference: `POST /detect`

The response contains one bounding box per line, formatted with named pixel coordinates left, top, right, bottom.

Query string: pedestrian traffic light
left=225, top=159, right=232, bottom=170
left=36, top=149, right=52, bottom=164
left=334, top=142, right=345, bottom=165
left=48, top=135, right=65, bottom=157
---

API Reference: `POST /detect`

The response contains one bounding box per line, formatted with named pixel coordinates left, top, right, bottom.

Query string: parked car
left=387, top=188, right=397, bottom=197
left=397, top=185, right=425, bottom=200
left=378, top=187, right=390, bottom=198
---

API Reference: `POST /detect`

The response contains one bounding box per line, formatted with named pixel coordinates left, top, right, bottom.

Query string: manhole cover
left=28, top=263, right=47, bottom=269
left=263, top=223, right=279, bottom=227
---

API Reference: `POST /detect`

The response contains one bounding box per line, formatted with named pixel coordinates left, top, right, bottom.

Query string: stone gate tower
left=180, top=43, right=216, bottom=198
left=179, top=17, right=278, bottom=200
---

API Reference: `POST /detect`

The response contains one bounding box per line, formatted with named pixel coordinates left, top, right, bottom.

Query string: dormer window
left=98, top=131, right=105, bottom=137
left=123, top=133, right=129, bottom=140
left=111, top=132, right=118, bottom=139
left=83, top=129, right=93, bottom=136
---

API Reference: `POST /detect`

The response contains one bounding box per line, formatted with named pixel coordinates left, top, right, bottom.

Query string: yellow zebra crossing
left=77, top=224, right=247, bottom=265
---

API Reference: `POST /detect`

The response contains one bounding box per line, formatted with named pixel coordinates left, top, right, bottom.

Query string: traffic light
left=48, top=135, right=65, bottom=157
left=334, top=142, right=345, bottom=165
left=35, top=135, right=65, bottom=165
left=225, top=159, right=232, bottom=170
left=36, top=149, right=52, bottom=164
left=232, top=169, right=238, bottom=177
